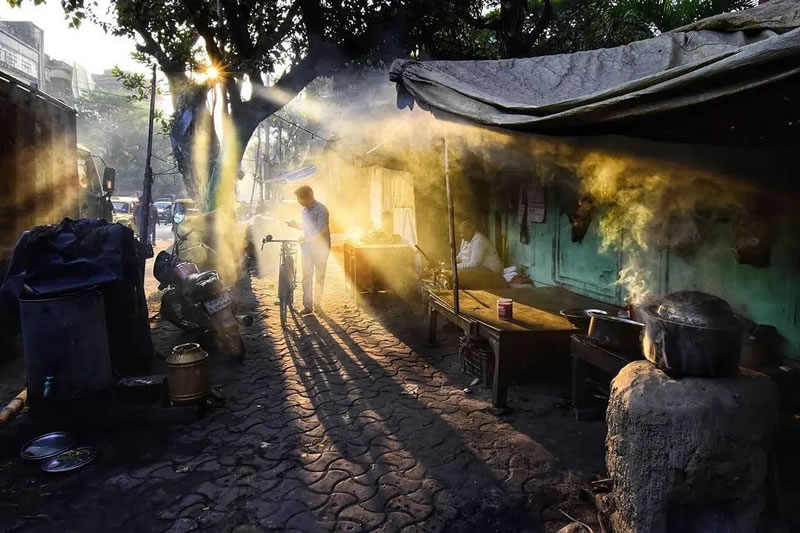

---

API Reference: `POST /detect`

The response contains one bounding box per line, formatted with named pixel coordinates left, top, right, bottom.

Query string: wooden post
left=444, top=134, right=460, bottom=315
left=248, top=121, right=261, bottom=213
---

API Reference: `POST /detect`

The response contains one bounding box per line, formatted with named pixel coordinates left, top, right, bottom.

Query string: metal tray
left=20, top=432, right=76, bottom=461
left=41, top=447, right=98, bottom=473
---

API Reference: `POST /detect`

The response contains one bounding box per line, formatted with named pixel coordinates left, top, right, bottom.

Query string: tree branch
left=219, top=0, right=253, bottom=58
left=298, top=0, right=326, bottom=52
left=255, top=1, right=301, bottom=55
left=526, top=0, right=553, bottom=50
left=134, top=25, right=182, bottom=72
left=181, top=0, right=225, bottom=65
left=244, top=52, right=334, bottom=122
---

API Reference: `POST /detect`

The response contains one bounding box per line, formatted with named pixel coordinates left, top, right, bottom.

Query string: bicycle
left=261, top=234, right=299, bottom=328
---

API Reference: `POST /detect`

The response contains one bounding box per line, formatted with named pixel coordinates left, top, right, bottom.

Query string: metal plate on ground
left=20, top=432, right=76, bottom=461
left=41, top=447, right=98, bottom=473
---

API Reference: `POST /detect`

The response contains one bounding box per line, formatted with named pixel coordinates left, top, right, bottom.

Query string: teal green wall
left=490, top=188, right=800, bottom=360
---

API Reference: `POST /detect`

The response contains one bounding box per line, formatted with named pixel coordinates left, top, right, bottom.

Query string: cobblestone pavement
left=0, top=253, right=606, bottom=533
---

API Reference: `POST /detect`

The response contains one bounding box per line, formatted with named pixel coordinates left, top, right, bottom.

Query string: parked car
left=111, top=196, right=137, bottom=230
left=153, top=200, right=173, bottom=224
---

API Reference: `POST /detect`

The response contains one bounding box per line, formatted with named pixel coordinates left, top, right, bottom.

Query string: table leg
left=489, top=338, right=508, bottom=409
left=427, top=304, right=439, bottom=346
left=572, top=354, right=588, bottom=411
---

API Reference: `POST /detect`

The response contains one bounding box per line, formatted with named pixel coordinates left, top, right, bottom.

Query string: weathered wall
left=489, top=187, right=800, bottom=360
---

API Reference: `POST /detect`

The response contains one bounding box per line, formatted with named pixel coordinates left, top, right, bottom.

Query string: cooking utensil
left=20, top=431, right=76, bottom=461
left=560, top=308, right=608, bottom=331
left=166, top=343, right=210, bottom=404
left=587, top=312, right=644, bottom=357
left=41, top=446, right=98, bottom=473
left=641, top=291, right=741, bottom=378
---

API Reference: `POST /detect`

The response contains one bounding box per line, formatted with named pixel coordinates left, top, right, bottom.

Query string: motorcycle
left=153, top=227, right=245, bottom=361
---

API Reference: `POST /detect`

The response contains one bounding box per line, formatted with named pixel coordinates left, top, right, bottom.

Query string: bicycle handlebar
left=261, top=235, right=300, bottom=251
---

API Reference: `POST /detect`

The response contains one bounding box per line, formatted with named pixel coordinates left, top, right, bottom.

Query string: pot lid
left=167, top=343, right=208, bottom=365
left=41, top=446, right=98, bottom=473
left=655, top=291, right=737, bottom=328
left=20, top=432, right=76, bottom=461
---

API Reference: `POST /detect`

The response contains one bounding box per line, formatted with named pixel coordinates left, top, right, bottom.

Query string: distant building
left=71, top=61, right=93, bottom=97
left=42, top=56, right=94, bottom=103
left=93, top=69, right=125, bottom=93
left=0, top=20, right=45, bottom=88
left=44, top=56, right=73, bottom=101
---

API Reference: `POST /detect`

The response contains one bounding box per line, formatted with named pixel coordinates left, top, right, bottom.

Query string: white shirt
left=457, top=231, right=503, bottom=273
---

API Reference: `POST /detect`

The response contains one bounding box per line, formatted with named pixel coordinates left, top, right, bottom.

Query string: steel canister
left=165, top=343, right=209, bottom=403
left=497, top=298, right=513, bottom=321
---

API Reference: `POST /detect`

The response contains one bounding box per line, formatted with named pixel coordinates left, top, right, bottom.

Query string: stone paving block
left=308, top=469, right=352, bottom=494
left=386, top=494, right=434, bottom=522
left=164, top=517, right=198, bottom=533
left=374, top=511, right=415, bottom=532
left=375, top=451, right=419, bottom=473
left=193, top=480, right=220, bottom=500
left=316, top=492, right=358, bottom=521
left=303, top=451, right=342, bottom=472
left=333, top=478, right=379, bottom=503
left=333, top=519, right=365, bottom=533
left=258, top=499, right=308, bottom=529
left=327, top=458, right=369, bottom=477
left=158, top=494, right=207, bottom=520
left=338, top=503, right=387, bottom=529
left=284, top=486, right=331, bottom=510
left=360, top=485, right=405, bottom=514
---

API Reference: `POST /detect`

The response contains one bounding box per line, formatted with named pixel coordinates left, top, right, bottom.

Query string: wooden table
left=343, top=241, right=414, bottom=300
left=570, top=334, right=641, bottom=420
left=427, top=287, right=616, bottom=408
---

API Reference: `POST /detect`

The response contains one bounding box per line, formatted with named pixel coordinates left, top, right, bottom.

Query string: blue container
left=19, top=287, right=113, bottom=418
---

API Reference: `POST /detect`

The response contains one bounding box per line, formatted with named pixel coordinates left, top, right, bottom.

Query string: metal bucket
left=166, top=343, right=209, bottom=403
left=19, top=287, right=112, bottom=417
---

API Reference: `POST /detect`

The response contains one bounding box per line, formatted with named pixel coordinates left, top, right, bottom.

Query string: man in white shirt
left=288, top=186, right=330, bottom=314
left=455, top=221, right=507, bottom=288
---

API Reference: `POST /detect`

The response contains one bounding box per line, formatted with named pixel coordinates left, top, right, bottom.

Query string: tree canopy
left=6, top=0, right=758, bottom=205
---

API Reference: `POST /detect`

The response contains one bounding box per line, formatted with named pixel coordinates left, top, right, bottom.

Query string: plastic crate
left=459, top=336, right=494, bottom=386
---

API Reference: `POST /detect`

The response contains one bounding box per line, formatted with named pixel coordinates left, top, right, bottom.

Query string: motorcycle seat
left=183, top=270, right=223, bottom=299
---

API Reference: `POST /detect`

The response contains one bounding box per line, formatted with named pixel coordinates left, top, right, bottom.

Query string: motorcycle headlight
left=174, top=212, right=185, bottom=224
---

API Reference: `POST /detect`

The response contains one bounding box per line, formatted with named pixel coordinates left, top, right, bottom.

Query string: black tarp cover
left=390, top=0, right=800, bottom=145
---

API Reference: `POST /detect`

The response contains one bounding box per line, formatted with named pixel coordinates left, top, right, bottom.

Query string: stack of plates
left=20, top=432, right=98, bottom=472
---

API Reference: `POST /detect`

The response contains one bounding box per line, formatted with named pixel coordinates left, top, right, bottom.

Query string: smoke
left=199, top=74, right=800, bottom=307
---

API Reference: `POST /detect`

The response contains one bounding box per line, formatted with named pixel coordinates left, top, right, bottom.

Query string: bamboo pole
left=444, top=134, right=460, bottom=315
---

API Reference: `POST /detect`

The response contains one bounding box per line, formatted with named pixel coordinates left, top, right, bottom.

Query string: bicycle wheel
left=279, top=263, right=292, bottom=327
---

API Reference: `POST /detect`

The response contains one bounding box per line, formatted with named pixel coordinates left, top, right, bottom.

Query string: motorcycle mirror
left=103, top=167, right=116, bottom=193
left=265, top=234, right=273, bottom=242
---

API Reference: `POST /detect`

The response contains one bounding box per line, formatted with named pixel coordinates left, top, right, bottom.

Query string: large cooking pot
left=641, top=291, right=741, bottom=378
left=587, top=312, right=644, bottom=357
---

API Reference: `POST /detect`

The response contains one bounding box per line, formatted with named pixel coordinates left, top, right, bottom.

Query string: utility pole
left=277, top=125, right=283, bottom=170
left=262, top=123, right=270, bottom=202
left=139, top=63, right=157, bottom=278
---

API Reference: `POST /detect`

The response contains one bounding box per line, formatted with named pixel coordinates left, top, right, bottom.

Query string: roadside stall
left=390, top=1, right=800, bottom=530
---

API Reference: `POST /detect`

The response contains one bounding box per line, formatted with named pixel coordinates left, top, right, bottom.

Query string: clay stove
left=604, top=292, right=779, bottom=533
